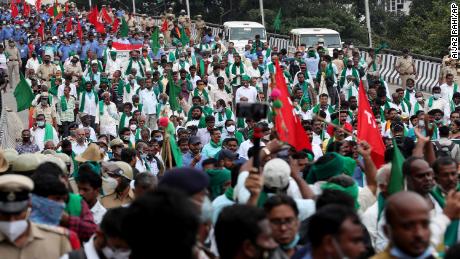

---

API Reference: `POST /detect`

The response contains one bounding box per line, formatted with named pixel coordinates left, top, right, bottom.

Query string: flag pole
left=259, top=0, right=265, bottom=27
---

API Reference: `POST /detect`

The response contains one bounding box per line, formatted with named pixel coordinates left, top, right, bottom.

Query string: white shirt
left=58, top=83, right=77, bottom=98
left=72, top=142, right=88, bottom=156
left=78, top=124, right=97, bottom=142
left=237, top=139, right=266, bottom=160
left=441, top=83, right=457, bottom=102
left=139, top=88, right=158, bottom=115
left=79, top=91, right=98, bottom=116
left=105, top=58, right=122, bottom=78
left=312, top=131, right=330, bottom=145
left=96, top=102, right=119, bottom=137
left=90, top=200, right=107, bottom=225
left=0, top=53, right=7, bottom=69
left=235, top=86, right=258, bottom=103
left=197, top=128, right=211, bottom=145
left=26, top=57, right=40, bottom=73
left=30, top=126, right=59, bottom=151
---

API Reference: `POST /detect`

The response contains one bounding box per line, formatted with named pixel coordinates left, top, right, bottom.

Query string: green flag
left=49, top=77, right=58, bottom=96
left=120, top=17, right=129, bottom=38
left=14, top=73, right=34, bottom=112
left=167, top=71, right=180, bottom=111
left=53, top=3, right=58, bottom=17
left=388, top=139, right=405, bottom=195
left=167, top=121, right=182, bottom=167
left=180, top=27, right=189, bottom=46
left=151, top=27, right=160, bottom=56
left=273, top=9, right=282, bottom=33
left=199, top=58, right=205, bottom=77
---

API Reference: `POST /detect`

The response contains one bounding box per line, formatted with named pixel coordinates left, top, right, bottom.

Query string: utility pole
left=259, top=0, right=265, bottom=26
left=186, top=0, right=190, bottom=17
left=132, top=0, right=136, bottom=14
left=365, top=0, right=373, bottom=47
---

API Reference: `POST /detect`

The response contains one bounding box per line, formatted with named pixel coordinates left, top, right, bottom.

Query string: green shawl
left=430, top=185, right=460, bottom=248
left=193, top=88, right=209, bottom=104
left=65, top=193, right=82, bottom=217
left=120, top=112, right=132, bottom=129
left=217, top=108, right=233, bottom=123
left=339, top=67, right=360, bottom=88
left=44, top=123, right=54, bottom=142
left=60, top=95, right=68, bottom=112
left=79, top=90, right=98, bottom=112
left=125, top=58, right=145, bottom=77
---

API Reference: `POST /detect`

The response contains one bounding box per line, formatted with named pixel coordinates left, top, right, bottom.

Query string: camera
left=236, top=103, right=269, bottom=122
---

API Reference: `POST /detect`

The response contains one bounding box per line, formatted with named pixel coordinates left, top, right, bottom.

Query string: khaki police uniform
left=5, top=44, right=21, bottom=88
left=195, top=17, right=206, bottom=42
left=0, top=174, right=72, bottom=259
left=36, top=64, right=57, bottom=86
left=395, top=55, right=415, bottom=89
left=33, top=104, right=57, bottom=125
left=100, top=161, right=134, bottom=209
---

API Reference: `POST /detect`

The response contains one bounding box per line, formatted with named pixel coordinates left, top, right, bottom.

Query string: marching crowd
left=0, top=1, right=460, bottom=259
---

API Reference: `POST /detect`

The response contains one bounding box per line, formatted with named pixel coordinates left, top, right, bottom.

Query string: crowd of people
left=0, top=1, right=460, bottom=259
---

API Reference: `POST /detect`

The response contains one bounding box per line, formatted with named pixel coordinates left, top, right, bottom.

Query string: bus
left=290, top=28, right=342, bottom=54
left=223, top=21, right=267, bottom=53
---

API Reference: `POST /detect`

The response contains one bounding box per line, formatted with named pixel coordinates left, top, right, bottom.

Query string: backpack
left=434, top=142, right=456, bottom=158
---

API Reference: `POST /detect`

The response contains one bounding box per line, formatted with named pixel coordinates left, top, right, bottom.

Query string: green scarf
left=49, top=77, right=58, bottom=96
left=120, top=112, right=132, bottom=129
left=264, top=48, right=271, bottom=59
left=65, top=193, right=82, bottom=217
left=210, top=140, right=222, bottom=149
left=79, top=90, right=98, bottom=112
left=428, top=96, right=435, bottom=108
left=340, top=67, right=360, bottom=88
left=312, top=104, right=335, bottom=114
left=135, top=128, right=142, bottom=141
left=224, top=187, right=234, bottom=201
left=230, top=63, right=244, bottom=84
left=98, top=100, right=106, bottom=115
left=413, top=102, right=423, bottom=114
left=237, top=118, right=245, bottom=129
left=430, top=185, right=460, bottom=248
left=235, top=131, right=244, bottom=145
left=217, top=108, right=233, bottom=122
left=377, top=193, right=386, bottom=221
left=193, top=88, right=209, bottom=104
left=116, top=80, right=128, bottom=96
left=44, top=123, right=54, bottom=142
left=125, top=58, right=145, bottom=77
left=60, top=95, right=68, bottom=112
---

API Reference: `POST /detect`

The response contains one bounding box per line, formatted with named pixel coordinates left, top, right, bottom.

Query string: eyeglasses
left=269, top=217, right=296, bottom=227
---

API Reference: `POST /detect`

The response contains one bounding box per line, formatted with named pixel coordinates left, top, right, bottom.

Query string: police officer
left=0, top=174, right=72, bottom=258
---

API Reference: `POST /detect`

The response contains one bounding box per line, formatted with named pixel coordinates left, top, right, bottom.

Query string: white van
left=290, top=28, right=342, bottom=54
left=223, top=21, right=267, bottom=53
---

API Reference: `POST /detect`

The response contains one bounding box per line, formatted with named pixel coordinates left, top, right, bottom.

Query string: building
left=378, top=0, right=412, bottom=15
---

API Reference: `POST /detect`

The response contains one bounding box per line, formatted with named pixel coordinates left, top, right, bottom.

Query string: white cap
left=263, top=158, right=291, bottom=190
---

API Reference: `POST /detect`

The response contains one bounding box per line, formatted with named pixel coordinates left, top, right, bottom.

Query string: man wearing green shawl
left=227, top=54, right=246, bottom=87
left=124, top=50, right=145, bottom=78
left=105, top=51, right=122, bottom=78
left=202, top=128, right=222, bottom=159
left=30, top=114, right=59, bottom=151
left=206, top=168, right=231, bottom=200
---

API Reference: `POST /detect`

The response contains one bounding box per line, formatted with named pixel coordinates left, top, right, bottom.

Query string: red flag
left=76, top=21, right=83, bottom=41
left=357, top=81, right=385, bottom=168
left=273, top=60, right=312, bottom=151
left=35, top=0, right=41, bottom=11
left=112, top=18, right=120, bottom=33
left=11, top=2, right=19, bottom=18
left=88, top=6, right=99, bottom=25
left=65, top=18, right=72, bottom=33
left=100, top=7, right=112, bottom=24
left=23, top=3, right=30, bottom=17
left=65, top=2, right=69, bottom=13
left=95, top=22, right=106, bottom=34
left=37, top=21, right=45, bottom=40
left=161, top=19, right=168, bottom=32
left=46, top=6, right=54, bottom=16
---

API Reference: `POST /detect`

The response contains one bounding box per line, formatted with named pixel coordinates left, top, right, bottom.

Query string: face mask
left=216, top=107, right=223, bottom=112
left=418, top=120, right=425, bottom=127
left=0, top=218, right=28, bottom=242
left=37, top=121, right=45, bottom=127
left=155, top=136, right=163, bottom=142
left=433, top=93, right=441, bottom=99
left=102, top=246, right=131, bottom=259
left=226, top=125, right=235, bottom=133
left=416, top=97, right=423, bottom=102
left=140, top=153, right=147, bottom=160
left=407, top=86, right=414, bottom=91
left=262, top=135, right=270, bottom=141
left=129, top=124, right=137, bottom=131
left=180, top=57, right=185, bottom=61
left=122, top=135, right=130, bottom=141
left=102, top=176, right=119, bottom=195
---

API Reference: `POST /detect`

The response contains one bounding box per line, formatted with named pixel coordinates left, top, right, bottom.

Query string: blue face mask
left=30, top=194, right=65, bottom=226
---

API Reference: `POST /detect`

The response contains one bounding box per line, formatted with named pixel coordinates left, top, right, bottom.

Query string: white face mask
left=418, top=120, right=425, bottom=127
left=129, top=124, right=137, bottom=131
left=226, top=125, right=235, bottom=133
left=416, top=97, right=423, bottom=102
left=102, top=176, right=119, bottom=195
left=216, top=107, right=223, bottom=112
left=0, top=218, right=29, bottom=242
left=102, top=246, right=131, bottom=259
left=433, top=93, right=441, bottom=99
